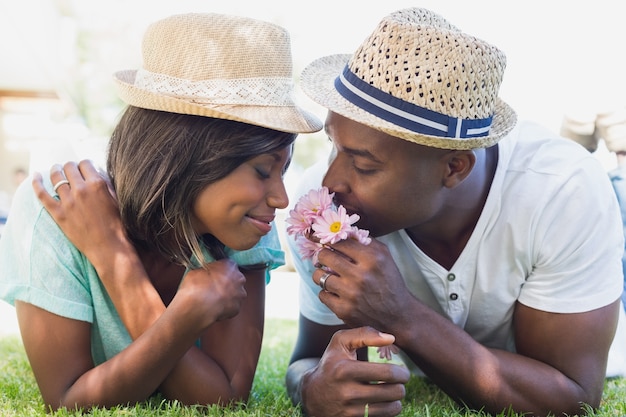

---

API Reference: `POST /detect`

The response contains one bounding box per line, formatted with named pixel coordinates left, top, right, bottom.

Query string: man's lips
left=334, top=198, right=359, bottom=217
left=334, top=199, right=368, bottom=230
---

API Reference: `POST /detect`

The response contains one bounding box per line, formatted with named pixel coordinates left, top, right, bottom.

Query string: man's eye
left=352, top=159, right=376, bottom=175
left=354, top=166, right=376, bottom=175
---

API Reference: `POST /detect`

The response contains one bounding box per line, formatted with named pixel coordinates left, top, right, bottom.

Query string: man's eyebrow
left=326, top=131, right=383, bottom=163
left=342, top=146, right=383, bottom=164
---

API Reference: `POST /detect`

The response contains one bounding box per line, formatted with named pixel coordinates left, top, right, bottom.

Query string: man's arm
left=372, top=296, right=619, bottom=416
left=313, top=238, right=620, bottom=416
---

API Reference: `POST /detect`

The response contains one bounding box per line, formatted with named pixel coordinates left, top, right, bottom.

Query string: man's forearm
left=285, top=358, right=319, bottom=406
left=392, top=301, right=608, bottom=416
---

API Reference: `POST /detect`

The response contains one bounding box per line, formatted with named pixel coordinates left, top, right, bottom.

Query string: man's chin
left=356, top=220, right=377, bottom=237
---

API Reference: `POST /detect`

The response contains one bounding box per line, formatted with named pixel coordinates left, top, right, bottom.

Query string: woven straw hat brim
left=301, top=54, right=517, bottom=150
left=114, top=70, right=323, bottom=134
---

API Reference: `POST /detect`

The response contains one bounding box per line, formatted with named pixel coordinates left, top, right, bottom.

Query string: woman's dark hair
left=107, top=106, right=296, bottom=267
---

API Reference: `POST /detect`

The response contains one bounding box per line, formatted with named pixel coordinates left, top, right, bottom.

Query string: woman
left=0, top=12, right=321, bottom=411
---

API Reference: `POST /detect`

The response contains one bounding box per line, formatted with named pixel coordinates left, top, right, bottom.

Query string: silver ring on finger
left=319, top=272, right=333, bottom=292
left=53, top=179, right=70, bottom=193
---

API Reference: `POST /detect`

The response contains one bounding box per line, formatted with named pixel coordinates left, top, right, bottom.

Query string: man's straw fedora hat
left=114, top=13, right=322, bottom=134
left=301, top=7, right=517, bottom=149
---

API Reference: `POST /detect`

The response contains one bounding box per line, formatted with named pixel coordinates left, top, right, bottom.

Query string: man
left=285, top=7, right=626, bottom=417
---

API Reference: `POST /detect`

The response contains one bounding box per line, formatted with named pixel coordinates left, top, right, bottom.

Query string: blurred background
left=1, top=0, right=625, bottom=329
left=1, top=0, right=625, bottom=197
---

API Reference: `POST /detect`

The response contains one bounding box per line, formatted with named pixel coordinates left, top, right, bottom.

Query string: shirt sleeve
left=0, top=178, right=94, bottom=322
left=518, top=153, right=624, bottom=313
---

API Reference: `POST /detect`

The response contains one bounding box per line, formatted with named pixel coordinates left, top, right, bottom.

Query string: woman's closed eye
left=255, top=167, right=270, bottom=179
left=251, top=149, right=292, bottom=180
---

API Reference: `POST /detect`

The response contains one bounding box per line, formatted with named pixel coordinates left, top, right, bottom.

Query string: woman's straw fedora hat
left=114, top=13, right=322, bottom=134
left=301, top=7, right=517, bottom=149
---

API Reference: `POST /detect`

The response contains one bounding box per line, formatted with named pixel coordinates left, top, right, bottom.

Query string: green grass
left=1, top=319, right=625, bottom=416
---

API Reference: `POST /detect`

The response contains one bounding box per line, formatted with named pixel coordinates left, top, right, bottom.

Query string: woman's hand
left=177, top=259, right=248, bottom=327
left=32, top=160, right=128, bottom=269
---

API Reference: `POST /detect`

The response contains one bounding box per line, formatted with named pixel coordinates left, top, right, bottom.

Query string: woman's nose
left=268, top=181, right=289, bottom=209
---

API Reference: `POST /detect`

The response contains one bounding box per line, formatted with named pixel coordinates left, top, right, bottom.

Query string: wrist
left=97, top=244, right=145, bottom=287
left=87, top=234, right=138, bottom=279
left=286, top=358, right=318, bottom=412
left=298, top=367, right=314, bottom=414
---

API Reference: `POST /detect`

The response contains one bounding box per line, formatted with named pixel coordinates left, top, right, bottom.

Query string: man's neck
left=406, top=144, right=498, bottom=269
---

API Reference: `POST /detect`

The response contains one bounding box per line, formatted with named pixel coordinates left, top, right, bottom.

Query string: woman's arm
left=159, top=267, right=266, bottom=404
left=16, top=296, right=205, bottom=411
left=29, top=160, right=263, bottom=408
left=19, top=262, right=258, bottom=411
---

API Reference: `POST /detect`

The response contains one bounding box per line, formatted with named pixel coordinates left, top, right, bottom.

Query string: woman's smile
left=245, top=213, right=275, bottom=235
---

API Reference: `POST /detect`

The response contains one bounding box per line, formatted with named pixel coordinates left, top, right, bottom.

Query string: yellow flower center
left=330, top=221, right=342, bottom=233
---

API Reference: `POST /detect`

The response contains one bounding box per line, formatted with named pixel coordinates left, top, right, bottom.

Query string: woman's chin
left=223, top=236, right=261, bottom=252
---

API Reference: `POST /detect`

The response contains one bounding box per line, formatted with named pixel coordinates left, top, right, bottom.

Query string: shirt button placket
left=447, top=273, right=458, bottom=301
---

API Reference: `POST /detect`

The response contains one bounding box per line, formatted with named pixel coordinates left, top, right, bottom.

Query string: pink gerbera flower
left=285, top=202, right=313, bottom=236
left=312, top=205, right=359, bottom=244
left=286, top=186, right=372, bottom=260
left=377, top=344, right=400, bottom=361
left=350, top=226, right=372, bottom=245
left=299, top=187, right=334, bottom=221
left=294, top=235, right=324, bottom=259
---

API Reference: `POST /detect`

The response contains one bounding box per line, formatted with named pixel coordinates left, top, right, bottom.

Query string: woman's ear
left=442, top=150, right=475, bottom=188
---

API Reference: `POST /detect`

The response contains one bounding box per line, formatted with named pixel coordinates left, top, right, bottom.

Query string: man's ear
left=442, top=150, right=475, bottom=188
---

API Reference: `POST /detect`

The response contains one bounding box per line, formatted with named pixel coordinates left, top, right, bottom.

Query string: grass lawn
left=1, top=318, right=625, bottom=416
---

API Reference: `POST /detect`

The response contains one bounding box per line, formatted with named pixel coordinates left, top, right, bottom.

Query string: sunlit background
left=1, top=0, right=625, bottom=189
left=0, top=0, right=625, bottom=328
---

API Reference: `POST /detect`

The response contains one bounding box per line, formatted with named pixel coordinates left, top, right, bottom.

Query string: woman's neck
left=137, top=248, right=186, bottom=306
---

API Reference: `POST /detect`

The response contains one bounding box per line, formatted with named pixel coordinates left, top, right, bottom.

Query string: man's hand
left=300, top=326, right=410, bottom=417
left=313, top=238, right=414, bottom=333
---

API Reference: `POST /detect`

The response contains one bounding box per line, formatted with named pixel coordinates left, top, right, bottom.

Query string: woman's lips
left=246, top=214, right=274, bottom=235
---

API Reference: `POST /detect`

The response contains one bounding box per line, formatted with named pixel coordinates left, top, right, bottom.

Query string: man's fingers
left=348, top=360, right=411, bottom=386
left=331, top=326, right=396, bottom=353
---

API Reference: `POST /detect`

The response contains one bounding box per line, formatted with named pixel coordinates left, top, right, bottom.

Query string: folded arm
left=27, top=160, right=264, bottom=410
